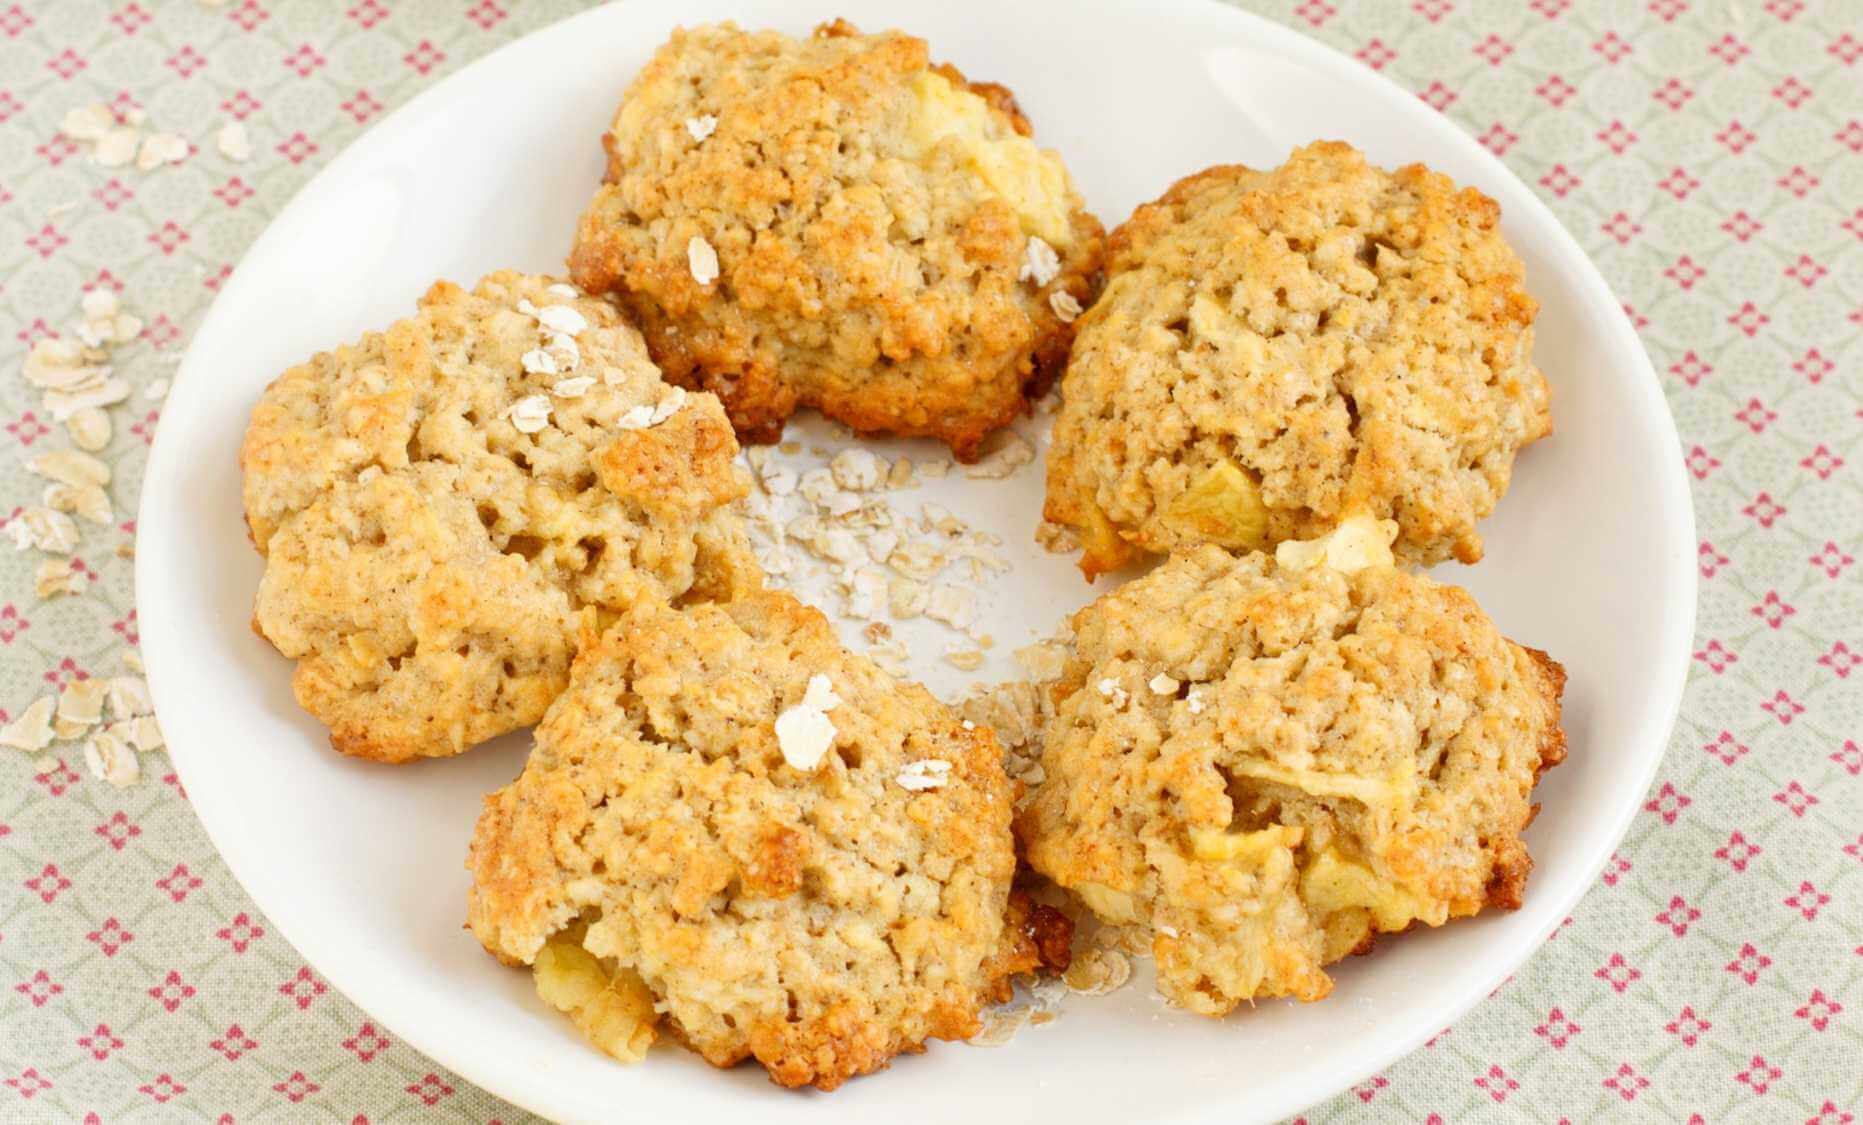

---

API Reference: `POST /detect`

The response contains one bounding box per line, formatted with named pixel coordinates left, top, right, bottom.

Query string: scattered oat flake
left=520, top=347, right=558, bottom=376
left=687, top=235, right=720, bottom=286
left=686, top=114, right=718, bottom=141
left=44, top=482, right=113, bottom=526
left=136, top=131, right=189, bottom=171
left=57, top=678, right=107, bottom=729
left=1096, top=677, right=1129, bottom=708
left=81, top=290, right=119, bottom=322
left=544, top=333, right=580, bottom=371
left=216, top=120, right=251, bottom=161
left=1019, top=236, right=1061, bottom=286
left=866, top=638, right=909, bottom=676
left=888, top=576, right=928, bottom=618
left=1149, top=673, right=1180, bottom=695
left=845, top=568, right=886, bottom=620
left=829, top=448, right=884, bottom=492
left=759, top=463, right=798, bottom=496
left=85, top=728, right=140, bottom=787
left=505, top=394, right=552, bottom=433
left=62, top=103, right=116, bottom=141
left=944, top=643, right=984, bottom=671
left=650, top=386, right=687, bottom=424
left=1049, top=290, right=1083, bottom=323
left=28, top=449, right=110, bottom=488
left=896, top=758, right=951, bottom=791
left=775, top=674, right=841, bottom=771
left=6, top=507, right=80, bottom=553
left=0, top=697, right=56, bottom=753
left=1064, top=947, right=1133, bottom=996
left=968, top=1006, right=1029, bottom=1047
left=95, top=127, right=139, bottom=167
left=35, top=557, right=86, bottom=598
left=46, top=379, right=134, bottom=421
left=551, top=375, right=596, bottom=398
left=121, top=715, right=164, bottom=752
left=536, top=304, right=588, bottom=336
left=1186, top=689, right=1206, bottom=714
left=66, top=409, right=111, bottom=451
left=106, top=676, right=152, bottom=721
left=925, top=584, right=978, bottom=630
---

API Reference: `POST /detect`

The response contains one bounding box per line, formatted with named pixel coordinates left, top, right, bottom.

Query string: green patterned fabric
left=2, top=2, right=1857, bottom=1120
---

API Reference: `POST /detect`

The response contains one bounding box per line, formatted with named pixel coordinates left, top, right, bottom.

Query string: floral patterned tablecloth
left=2, top=1, right=1858, bottom=1120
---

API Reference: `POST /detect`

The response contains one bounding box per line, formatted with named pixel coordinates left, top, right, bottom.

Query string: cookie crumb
left=965, top=434, right=1034, bottom=480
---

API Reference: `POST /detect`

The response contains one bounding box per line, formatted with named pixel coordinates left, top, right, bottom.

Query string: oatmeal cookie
left=1044, top=141, right=1550, bottom=576
left=466, top=590, right=1032, bottom=1089
left=568, top=20, right=1103, bottom=461
left=1017, top=520, right=1566, bottom=1015
left=241, top=271, right=758, bottom=762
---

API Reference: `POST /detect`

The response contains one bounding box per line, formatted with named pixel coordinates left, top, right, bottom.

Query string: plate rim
left=137, top=1, right=1698, bottom=1121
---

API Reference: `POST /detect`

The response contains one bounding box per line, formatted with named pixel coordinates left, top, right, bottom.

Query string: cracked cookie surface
left=467, top=590, right=1034, bottom=1089
left=568, top=20, right=1103, bottom=461
left=241, top=271, right=757, bottom=762
left=1018, top=534, right=1566, bottom=1015
left=1044, top=141, right=1550, bottom=576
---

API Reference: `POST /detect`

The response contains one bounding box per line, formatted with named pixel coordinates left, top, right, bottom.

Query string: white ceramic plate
left=138, top=1, right=1696, bottom=1121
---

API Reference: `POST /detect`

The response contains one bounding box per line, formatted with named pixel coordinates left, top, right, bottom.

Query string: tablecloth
left=1, top=0, right=1858, bottom=1120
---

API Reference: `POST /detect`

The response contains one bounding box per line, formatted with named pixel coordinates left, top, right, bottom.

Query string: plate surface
left=137, top=1, right=1696, bottom=1121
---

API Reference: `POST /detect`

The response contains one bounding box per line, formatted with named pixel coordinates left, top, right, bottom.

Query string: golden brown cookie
left=1044, top=141, right=1551, bottom=576
left=568, top=20, right=1103, bottom=461
left=241, top=271, right=757, bottom=762
left=1017, top=520, right=1566, bottom=1015
left=466, top=590, right=1030, bottom=1090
